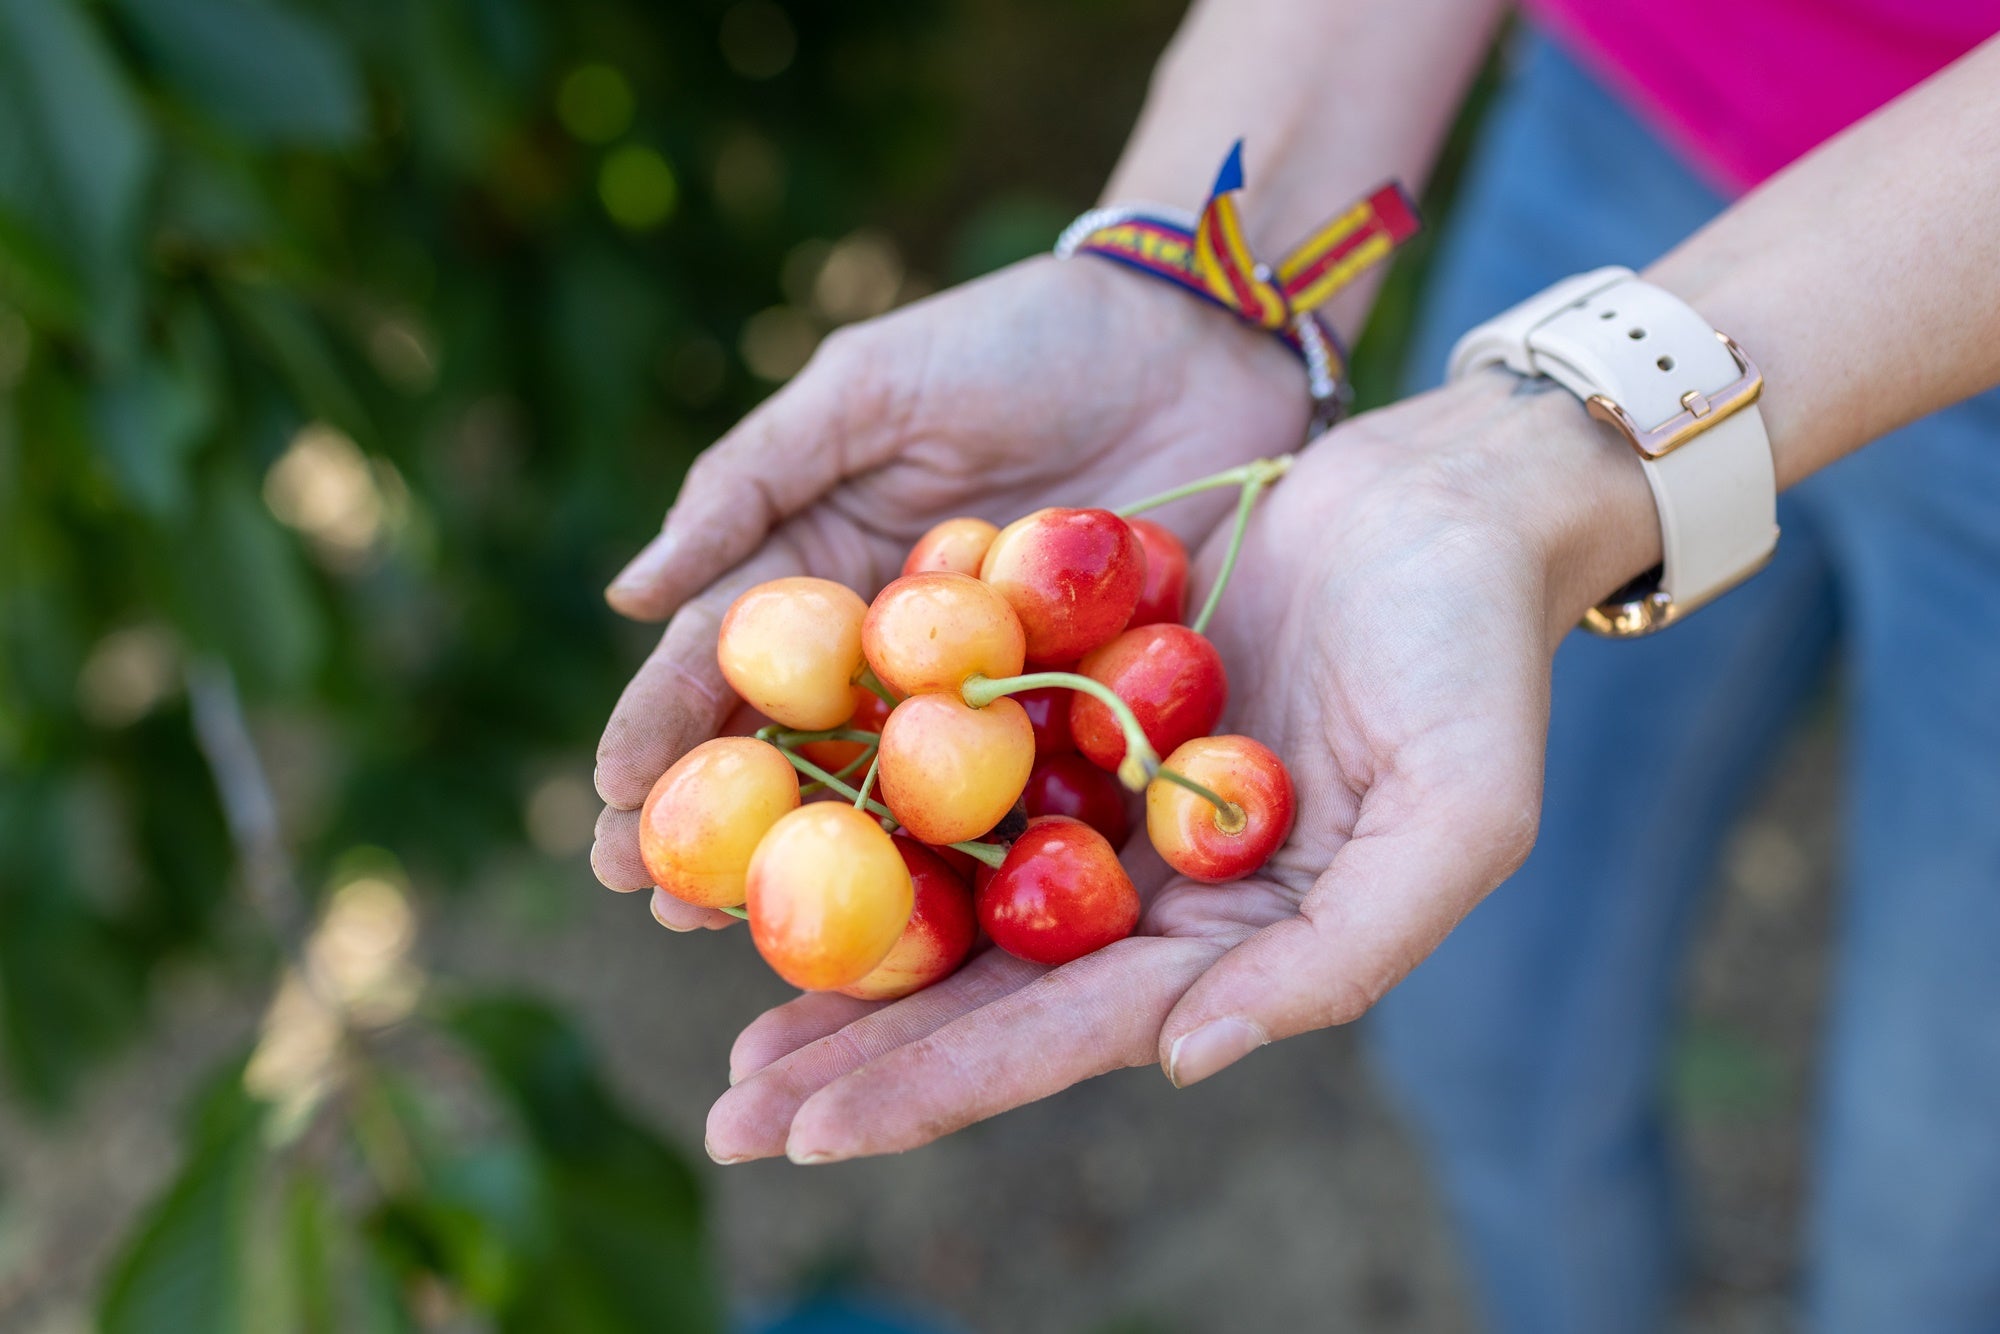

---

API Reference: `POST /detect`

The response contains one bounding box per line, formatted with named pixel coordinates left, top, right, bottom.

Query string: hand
left=701, top=372, right=1660, bottom=1163
left=593, top=257, right=1309, bottom=926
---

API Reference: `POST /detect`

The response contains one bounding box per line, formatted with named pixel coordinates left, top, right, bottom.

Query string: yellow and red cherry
left=977, top=816, right=1141, bottom=966
left=903, top=516, right=1000, bottom=577
left=838, top=840, right=976, bottom=1000
left=978, top=507, right=1146, bottom=663
left=796, top=684, right=892, bottom=773
left=747, top=803, right=914, bottom=990
left=1070, top=624, right=1227, bottom=771
left=1014, top=685, right=1074, bottom=756
left=640, top=737, right=800, bottom=908
left=1126, top=517, right=1190, bottom=627
left=1147, top=735, right=1296, bottom=883
left=862, top=571, right=1026, bottom=698
left=717, top=576, right=868, bottom=730
left=878, top=693, right=1034, bottom=846
left=1022, top=753, right=1131, bottom=848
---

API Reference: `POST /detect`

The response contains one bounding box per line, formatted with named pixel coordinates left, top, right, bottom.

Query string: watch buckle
left=1583, top=331, right=1763, bottom=461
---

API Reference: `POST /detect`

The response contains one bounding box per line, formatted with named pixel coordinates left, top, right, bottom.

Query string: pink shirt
left=1527, top=0, right=2000, bottom=192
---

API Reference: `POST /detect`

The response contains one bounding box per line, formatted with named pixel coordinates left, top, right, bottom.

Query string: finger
left=1157, top=782, right=1540, bottom=1088
left=594, top=544, right=802, bottom=811
left=706, top=948, right=1046, bottom=1163
left=590, top=806, right=653, bottom=889
left=728, top=991, right=885, bottom=1086
left=650, top=887, right=737, bottom=933
left=782, top=934, right=1226, bottom=1164
left=607, top=334, right=884, bottom=620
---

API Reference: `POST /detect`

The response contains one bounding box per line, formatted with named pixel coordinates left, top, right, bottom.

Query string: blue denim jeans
left=1368, top=32, right=2000, bottom=1334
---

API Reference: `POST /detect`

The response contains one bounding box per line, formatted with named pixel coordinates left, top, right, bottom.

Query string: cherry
left=878, top=693, right=1034, bottom=846
left=1022, top=753, right=1131, bottom=848
left=1147, top=735, right=1295, bottom=883
left=718, top=576, right=869, bottom=730
left=796, top=685, right=892, bottom=773
left=1014, top=685, right=1074, bottom=756
left=977, top=816, right=1141, bottom=966
left=1070, top=624, right=1227, bottom=772
left=903, top=516, right=1000, bottom=577
left=979, top=507, right=1145, bottom=663
left=747, top=803, right=914, bottom=990
left=919, top=837, right=983, bottom=883
left=639, top=737, right=801, bottom=908
left=1126, top=517, right=1189, bottom=627
left=862, top=571, right=1025, bottom=698
left=838, top=840, right=976, bottom=1000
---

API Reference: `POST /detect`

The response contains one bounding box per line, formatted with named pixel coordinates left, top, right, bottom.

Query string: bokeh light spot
left=713, top=128, right=783, bottom=218
left=599, top=145, right=679, bottom=231
left=557, top=64, right=635, bottom=144
left=77, top=625, right=179, bottom=728
left=739, top=306, right=820, bottom=381
left=719, top=2, right=797, bottom=80
left=526, top=771, right=598, bottom=857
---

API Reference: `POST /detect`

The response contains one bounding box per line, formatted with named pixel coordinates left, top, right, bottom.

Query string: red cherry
left=921, top=838, right=982, bottom=883
left=1126, top=518, right=1189, bottom=627
left=838, top=840, right=976, bottom=1000
left=977, top=816, right=1140, bottom=966
left=1070, top=624, right=1227, bottom=771
left=1147, top=736, right=1296, bottom=883
left=1014, top=686, right=1074, bottom=756
left=979, top=508, right=1146, bottom=662
left=1022, top=753, right=1131, bottom=848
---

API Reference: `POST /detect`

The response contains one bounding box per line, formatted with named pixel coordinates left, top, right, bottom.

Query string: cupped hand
left=593, top=257, right=1308, bottom=927
left=702, top=372, right=1661, bottom=1164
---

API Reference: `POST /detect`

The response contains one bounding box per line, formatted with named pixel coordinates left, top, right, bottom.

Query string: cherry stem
left=719, top=906, right=749, bottom=920
left=1113, top=454, right=1293, bottom=518
left=765, top=734, right=1008, bottom=868
left=1190, top=463, right=1276, bottom=636
left=961, top=671, right=1157, bottom=791
left=852, top=751, right=882, bottom=810
left=799, top=743, right=876, bottom=797
left=1152, top=766, right=1248, bottom=835
left=855, top=665, right=899, bottom=709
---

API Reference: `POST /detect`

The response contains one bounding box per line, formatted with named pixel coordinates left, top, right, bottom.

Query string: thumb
left=1157, top=774, right=1541, bottom=1088
left=607, top=332, right=891, bottom=621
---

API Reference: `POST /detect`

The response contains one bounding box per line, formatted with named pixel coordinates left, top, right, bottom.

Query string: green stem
left=962, top=671, right=1157, bottom=791
left=852, top=751, right=882, bottom=810
left=718, top=905, right=749, bottom=920
left=1153, top=766, right=1247, bottom=834
left=799, top=743, right=876, bottom=797
left=1113, top=455, right=1293, bottom=518
left=1190, top=467, right=1271, bottom=636
left=772, top=742, right=896, bottom=822
left=757, top=725, right=881, bottom=747
left=949, top=840, right=1007, bottom=870
left=855, top=665, right=899, bottom=710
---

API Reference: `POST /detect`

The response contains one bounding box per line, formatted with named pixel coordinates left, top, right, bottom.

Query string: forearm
left=1105, top=0, right=1507, bottom=341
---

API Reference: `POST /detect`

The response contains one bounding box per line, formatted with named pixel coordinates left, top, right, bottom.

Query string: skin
left=838, top=841, right=977, bottom=1002
left=1069, top=624, right=1226, bottom=771
left=1023, top=752, right=1133, bottom=849
left=978, top=508, right=1147, bottom=663
left=877, top=694, right=1034, bottom=846
left=861, top=571, right=1026, bottom=697
left=902, top=516, right=1000, bottom=577
left=1146, top=735, right=1296, bottom=883
left=977, top=817, right=1142, bottom=967
left=638, top=737, right=801, bottom=908
left=605, top=1, right=2000, bottom=1159
left=715, top=576, right=868, bottom=731
left=746, top=804, right=915, bottom=992
left=1127, top=517, right=1190, bottom=627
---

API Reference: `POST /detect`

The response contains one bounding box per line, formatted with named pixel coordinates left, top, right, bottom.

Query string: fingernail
left=609, top=532, right=677, bottom=599
left=705, top=1138, right=750, bottom=1165
left=1167, top=1017, right=1267, bottom=1088
left=650, top=889, right=695, bottom=932
left=786, top=1144, right=837, bottom=1166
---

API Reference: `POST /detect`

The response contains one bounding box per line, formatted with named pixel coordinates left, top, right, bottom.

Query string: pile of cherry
left=639, top=458, right=1297, bottom=999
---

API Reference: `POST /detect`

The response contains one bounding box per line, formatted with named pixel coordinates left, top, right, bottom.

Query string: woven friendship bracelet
left=1054, top=141, right=1421, bottom=432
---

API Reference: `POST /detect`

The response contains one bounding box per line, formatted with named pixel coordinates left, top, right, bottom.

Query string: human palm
left=701, top=383, right=1579, bottom=1164
left=593, top=257, right=1307, bottom=925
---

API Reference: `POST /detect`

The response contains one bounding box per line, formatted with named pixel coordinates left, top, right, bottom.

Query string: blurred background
left=0, top=1, right=1837, bottom=1330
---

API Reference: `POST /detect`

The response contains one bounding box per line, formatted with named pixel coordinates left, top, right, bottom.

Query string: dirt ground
left=0, top=710, right=1837, bottom=1334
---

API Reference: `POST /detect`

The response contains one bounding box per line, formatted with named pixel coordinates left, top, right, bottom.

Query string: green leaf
left=99, top=1073, right=266, bottom=1334
left=90, top=344, right=216, bottom=517
left=0, top=0, right=153, bottom=338
left=107, top=0, right=366, bottom=148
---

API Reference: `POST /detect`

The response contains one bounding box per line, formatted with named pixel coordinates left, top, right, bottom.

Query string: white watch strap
left=1447, top=267, right=1778, bottom=635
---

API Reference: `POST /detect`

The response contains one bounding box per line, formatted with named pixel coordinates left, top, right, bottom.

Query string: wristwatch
left=1447, top=267, right=1778, bottom=637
